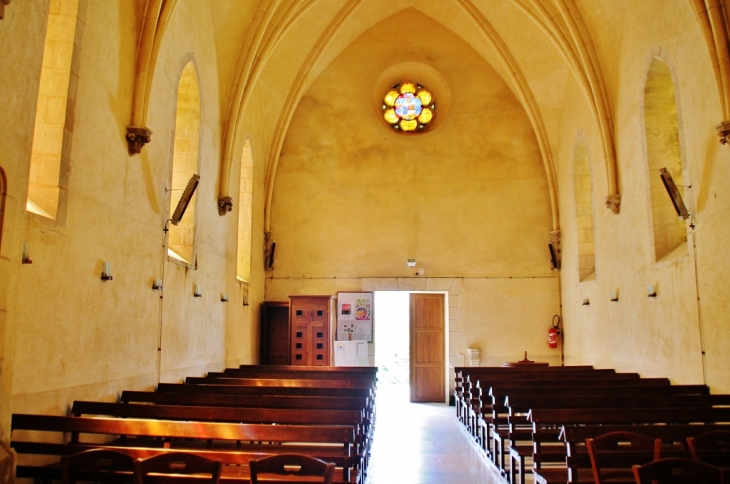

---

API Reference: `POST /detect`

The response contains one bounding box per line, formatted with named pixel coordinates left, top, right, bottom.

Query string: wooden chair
left=688, top=430, right=730, bottom=468
left=134, top=452, right=223, bottom=483
left=587, top=431, right=661, bottom=484
left=61, top=448, right=138, bottom=483
left=249, top=453, right=335, bottom=484
left=632, top=457, right=724, bottom=484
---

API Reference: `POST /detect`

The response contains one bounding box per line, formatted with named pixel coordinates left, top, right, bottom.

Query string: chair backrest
left=134, top=452, right=223, bottom=484
left=249, top=453, right=335, bottom=484
left=587, top=431, right=661, bottom=484
left=632, top=457, right=724, bottom=484
left=688, top=429, right=730, bottom=468
left=61, top=448, right=138, bottom=484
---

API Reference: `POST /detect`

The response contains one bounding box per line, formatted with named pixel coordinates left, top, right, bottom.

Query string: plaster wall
left=266, top=10, right=558, bottom=369
left=8, top=0, right=262, bottom=421
left=554, top=1, right=728, bottom=388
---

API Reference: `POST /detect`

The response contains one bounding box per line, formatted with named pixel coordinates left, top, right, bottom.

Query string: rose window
left=382, top=82, right=435, bottom=132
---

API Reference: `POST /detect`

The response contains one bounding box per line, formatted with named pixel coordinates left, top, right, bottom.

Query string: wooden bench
left=528, top=407, right=730, bottom=484
left=504, top=394, right=730, bottom=484
left=71, top=400, right=371, bottom=467
left=221, top=365, right=378, bottom=381
left=477, top=377, right=671, bottom=467
left=11, top=413, right=359, bottom=483
left=562, top=424, right=730, bottom=484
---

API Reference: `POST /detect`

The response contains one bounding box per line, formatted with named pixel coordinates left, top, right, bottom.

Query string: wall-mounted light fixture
left=101, top=261, right=113, bottom=281
left=221, top=293, right=229, bottom=302
left=152, top=279, right=163, bottom=290
left=22, top=241, right=32, bottom=264
left=194, top=284, right=202, bottom=297
left=647, top=284, right=657, bottom=298
left=582, top=298, right=590, bottom=306
left=610, top=290, right=619, bottom=302
left=407, top=259, right=416, bottom=267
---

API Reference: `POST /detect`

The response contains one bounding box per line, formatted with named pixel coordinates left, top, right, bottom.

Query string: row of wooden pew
left=11, top=365, right=378, bottom=483
left=454, top=365, right=730, bottom=484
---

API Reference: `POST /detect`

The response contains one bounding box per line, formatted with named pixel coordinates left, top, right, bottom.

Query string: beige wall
left=3, top=1, right=730, bottom=479
left=266, top=9, right=558, bottom=371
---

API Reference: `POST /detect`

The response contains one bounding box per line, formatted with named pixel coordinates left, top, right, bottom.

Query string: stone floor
left=364, top=384, right=505, bottom=484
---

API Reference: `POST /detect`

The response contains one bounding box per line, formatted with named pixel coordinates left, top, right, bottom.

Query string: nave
left=365, top=384, right=502, bottom=484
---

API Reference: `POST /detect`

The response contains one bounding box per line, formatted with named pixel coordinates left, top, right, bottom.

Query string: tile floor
left=364, top=384, right=504, bottom=484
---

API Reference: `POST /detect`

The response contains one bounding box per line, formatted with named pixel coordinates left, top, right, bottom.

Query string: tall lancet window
left=168, top=62, right=201, bottom=265
left=237, top=139, right=254, bottom=282
left=573, top=140, right=596, bottom=281
left=644, top=56, right=686, bottom=261
left=27, top=0, right=80, bottom=221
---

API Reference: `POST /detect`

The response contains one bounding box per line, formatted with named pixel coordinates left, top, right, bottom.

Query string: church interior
left=2, top=0, right=730, bottom=481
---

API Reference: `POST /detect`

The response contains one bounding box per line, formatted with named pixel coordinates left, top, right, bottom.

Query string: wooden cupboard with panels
left=289, top=295, right=333, bottom=366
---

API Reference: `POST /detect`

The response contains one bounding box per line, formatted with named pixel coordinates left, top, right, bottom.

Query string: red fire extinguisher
left=548, top=315, right=561, bottom=349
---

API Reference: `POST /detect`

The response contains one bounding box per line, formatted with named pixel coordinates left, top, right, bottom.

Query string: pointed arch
left=167, top=61, right=201, bottom=265
left=643, top=53, right=688, bottom=261
left=573, top=136, right=596, bottom=281
left=237, top=138, right=254, bottom=281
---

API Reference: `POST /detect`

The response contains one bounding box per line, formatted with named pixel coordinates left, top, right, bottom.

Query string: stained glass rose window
left=382, top=82, right=435, bottom=132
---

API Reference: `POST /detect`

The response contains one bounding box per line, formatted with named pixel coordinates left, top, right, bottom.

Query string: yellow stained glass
left=383, top=90, right=399, bottom=107
left=417, top=90, right=432, bottom=105
left=383, top=108, right=399, bottom=124
left=400, top=119, right=418, bottom=131
left=418, top=108, right=433, bottom=124
left=400, top=82, right=416, bottom=94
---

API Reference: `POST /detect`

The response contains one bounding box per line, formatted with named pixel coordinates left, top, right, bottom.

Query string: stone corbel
left=549, top=230, right=561, bottom=271
left=218, top=196, right=233, bottom=215
left=126, top=126, right=153, bottom=156
left=716, top=121, right=730, bottom=145
left=0, top=0, right=10, bottom=20
left=605, top=193, right=621, bottom=214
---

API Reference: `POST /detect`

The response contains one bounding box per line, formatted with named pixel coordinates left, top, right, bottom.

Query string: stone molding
left=716, top=121, right=730, bottom=145
left=218, top=196, right=233, bottom=215
left=0, top=0, right=10, bottom=20
left=605, top=193, right=621, bottom=214
left=126, top=126, right=152, bottom=156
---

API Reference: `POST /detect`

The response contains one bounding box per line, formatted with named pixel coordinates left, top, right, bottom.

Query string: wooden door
left=409, top=293, right=445, bottom=402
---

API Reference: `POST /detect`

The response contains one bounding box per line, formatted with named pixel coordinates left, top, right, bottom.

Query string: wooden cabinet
left=260, top=301, right=290, bottom=365
left=289, top=295, right=333, bottom=366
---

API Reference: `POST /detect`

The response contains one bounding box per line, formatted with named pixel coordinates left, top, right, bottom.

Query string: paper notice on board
left=334, top=341, right=369, bottom=366
left=339, top=300, right=354, bottom=320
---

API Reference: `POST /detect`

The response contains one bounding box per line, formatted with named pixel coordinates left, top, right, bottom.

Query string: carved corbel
left=549, top=230, right=561, bottom=271
left=218, top=196, right=233, bottom=215
left=716, top=121, right=730, bottom=145
left=0, top=0, right=10, bottom=20
left=126, top=126, right=153, bottom=156
left=605, top=193, right=621, bottom=214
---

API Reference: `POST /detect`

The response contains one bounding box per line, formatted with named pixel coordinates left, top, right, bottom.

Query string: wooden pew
left=562, top=424, right=730, bottom=484
left=454, top=367, right=612, bottom=426
left=476, top=377, right=671, bottom=466
left=528, top=407, right=730, bottom=484
left=222, top=365, right=378, bottom=381
left=503, top=394, right=730, bottom=484
left=11, top=414, right=359, bottom=483
left=71, top=400, right=370, bottom=466
left=461, top=371, right=644, bottom=442
left=185, top=376, right=375, bottom=389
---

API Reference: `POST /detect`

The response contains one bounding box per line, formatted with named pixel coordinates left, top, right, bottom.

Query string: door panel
left=410, top=293, right=445, bottom=403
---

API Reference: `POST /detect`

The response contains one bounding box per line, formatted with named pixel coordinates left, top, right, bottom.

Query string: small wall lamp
left=610, top=290, right=619, bottom=302
left=647, top=284, right=657, bottom=298
left=152, top=279, right=163, bottom=290
left=101, top=261, right=113, bottom=281
left=407, top=259, right=416, bottom=267
left=22, top=241, right=33, bottom=264
left=221, top=293, right=229, bottom=302
left=194, top=284, right=202, bottom=297
left=582, top=298, right=590, bottom=306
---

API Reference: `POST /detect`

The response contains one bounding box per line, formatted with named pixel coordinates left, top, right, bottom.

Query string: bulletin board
left=336, top=292, right=373, bottom=342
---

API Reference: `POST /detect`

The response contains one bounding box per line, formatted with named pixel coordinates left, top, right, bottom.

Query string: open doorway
left=373, top=291, right=448, bottom=403
left=373, top=292, right=410, bottom=386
